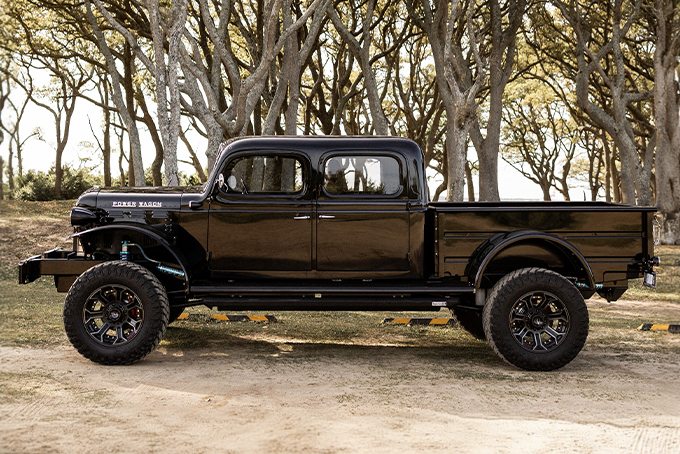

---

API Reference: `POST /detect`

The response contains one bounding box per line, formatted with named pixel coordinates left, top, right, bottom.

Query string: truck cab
left=181, top=136, right=427, bottom=279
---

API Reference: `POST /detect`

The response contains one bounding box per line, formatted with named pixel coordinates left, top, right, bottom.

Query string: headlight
left=70, top=207, right=97, bottom=226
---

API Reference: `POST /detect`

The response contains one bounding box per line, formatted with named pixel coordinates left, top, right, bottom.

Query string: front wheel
left=482, top=268, right=589, bottom=371
left=63, top=261, right=170, bottom=365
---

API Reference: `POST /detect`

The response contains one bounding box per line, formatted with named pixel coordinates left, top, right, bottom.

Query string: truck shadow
left=123, top=330, right=606, bottom=400
left=161, top=325, right=502, bottom=366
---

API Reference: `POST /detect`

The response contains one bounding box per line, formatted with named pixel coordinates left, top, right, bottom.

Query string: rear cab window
left=322, top=155, right=403, bottom=197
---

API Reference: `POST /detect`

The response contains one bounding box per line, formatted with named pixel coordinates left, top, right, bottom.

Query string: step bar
left=188, top=284, right=475, bottom=312
left=190, top=284, right=475, bottom=296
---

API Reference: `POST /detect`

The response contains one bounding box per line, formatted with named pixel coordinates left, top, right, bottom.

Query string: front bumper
left=18, top=248, right=103, bottom=292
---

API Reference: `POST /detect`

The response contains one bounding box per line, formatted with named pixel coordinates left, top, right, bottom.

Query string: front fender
left=466, top=230, right=596, bottom=290
left=73, top=223, right=206, bottom=285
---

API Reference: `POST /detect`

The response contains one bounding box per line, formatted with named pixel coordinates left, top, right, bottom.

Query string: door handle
left=293, top=215, right=311, bottom=220
left=319, top=215, right=335, bottom=219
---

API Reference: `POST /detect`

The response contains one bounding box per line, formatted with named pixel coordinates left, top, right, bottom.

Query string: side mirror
left=227, top=175, right=238, bottom=190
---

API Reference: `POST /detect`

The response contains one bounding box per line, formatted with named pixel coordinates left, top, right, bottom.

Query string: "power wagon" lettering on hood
left=112, top=201, right=163, bottom=208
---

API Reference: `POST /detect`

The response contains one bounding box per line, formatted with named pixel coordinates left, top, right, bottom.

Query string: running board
left=189, top=284, right=475, bottom=297
left=197, top=296, right=461, bottom=312
left=188, top=284, right=473, bottom=312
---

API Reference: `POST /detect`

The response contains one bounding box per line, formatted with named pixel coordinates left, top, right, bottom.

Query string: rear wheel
left=482, top=267, right=589, bottom=371
left=63, top=261, right=169, bottom=365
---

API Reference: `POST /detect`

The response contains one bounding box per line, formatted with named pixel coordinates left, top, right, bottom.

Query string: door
left=208, top=153, right=313, bottom=272
left=316, top=154, right=410, bottom=272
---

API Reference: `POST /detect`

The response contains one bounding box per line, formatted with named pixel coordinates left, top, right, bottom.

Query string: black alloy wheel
left=508, top=290, right=570, bottom=352
left=63, top=261, right=170, bottom=365
left=482, top=267, right=589, bottom=371
left=82, top=284, right=145, bottom=346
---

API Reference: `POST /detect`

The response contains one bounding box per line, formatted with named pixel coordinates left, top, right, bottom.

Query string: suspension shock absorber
left=120, top=241, right=130, bottom=261
left=118, top=240, right=185, bottom=278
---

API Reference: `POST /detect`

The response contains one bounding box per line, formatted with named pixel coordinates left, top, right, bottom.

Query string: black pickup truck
left=18, top=136, right=659, bottom=370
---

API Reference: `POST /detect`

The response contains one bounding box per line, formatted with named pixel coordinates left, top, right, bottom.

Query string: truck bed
left=428, top=201, right=656, bottom=289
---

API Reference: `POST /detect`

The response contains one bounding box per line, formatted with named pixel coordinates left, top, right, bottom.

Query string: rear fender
left=466, top=230, right=595, bottom=290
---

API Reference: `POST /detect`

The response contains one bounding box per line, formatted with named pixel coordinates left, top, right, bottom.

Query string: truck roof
left=219, top=135, right=423, bottom=162
left=213, top=135, right=427, bottom=202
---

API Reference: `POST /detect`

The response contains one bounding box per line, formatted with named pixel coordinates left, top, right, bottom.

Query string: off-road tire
left=63, top=261, right=170, bottom=365
left=168, top=306, right=186, bottom=324
left=452, top=305, right=486, bottom=340
left=482, top=267, right=589, bottom=371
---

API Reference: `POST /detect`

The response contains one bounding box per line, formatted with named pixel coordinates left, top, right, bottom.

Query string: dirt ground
left=2, top=317, right=679, bottom=454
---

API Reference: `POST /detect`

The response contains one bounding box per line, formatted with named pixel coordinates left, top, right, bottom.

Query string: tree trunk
left=53, top=79, right=76, bottom=200
left=54, top=145, right=64, bottom=198
left=145, top=0, right=187, bottom=187
left=477, top=82, right=503, bottom=202
left=283, top=1, right=300, bottom=136
left=118, top=134, right=127, bottom=187
left=471, top=0, right=525, bottom=202
left=559, top=161, right=571, bottom=201
left=103, top=101, right=112, bottom=187
left=411, top=0, right=485, bottom=203
left=653, top=0, right=680, bottom=244
left=137, top=94, right=164, bottom=186
left=205, top=121, right=224, bottom=171
left=445, top=115, right=467, bottom=202
left=16, top=143, right=21, bottom=178
left=562, top=0, right=652, bottom=205
left=611, top=145, right=622, bottom=203
left=465, top=161, right=475, bottom=202
left=618, top=136, right=636, bottom=204
left=540, top=180, right=551, bottom=201
left=121, top=42, right=145, bottom=186
left=0, top=156, right=4, bottom=200
left=263, top=30, right=293, bottom=135
left=176, top=0, right=326, bottom=167
left=603, top=133, right=612, bottom=202
left=7, top=145, right=13, bottom=197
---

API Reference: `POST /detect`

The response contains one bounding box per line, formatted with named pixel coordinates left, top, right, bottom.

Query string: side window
left=222, top=155, right=304, bottom=194
left=324, top=156, right=402, bottom=196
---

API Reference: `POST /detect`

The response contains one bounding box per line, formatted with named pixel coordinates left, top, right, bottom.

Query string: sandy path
left=1, top=338, right=679, bottom=454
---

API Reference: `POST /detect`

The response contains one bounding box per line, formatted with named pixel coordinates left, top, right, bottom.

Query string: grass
left=0, top=199, right=76, bottom=219
left=0, top=278, right=67, bottom=347
left=586, top=303, right=680, bottom=354
left=0, top=200, right=678, bottom=362
left=0, top=200, right=74, bottom=280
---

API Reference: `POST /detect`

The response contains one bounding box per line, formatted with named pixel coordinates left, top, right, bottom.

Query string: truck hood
left=74, top=185, right=205, bottom=225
